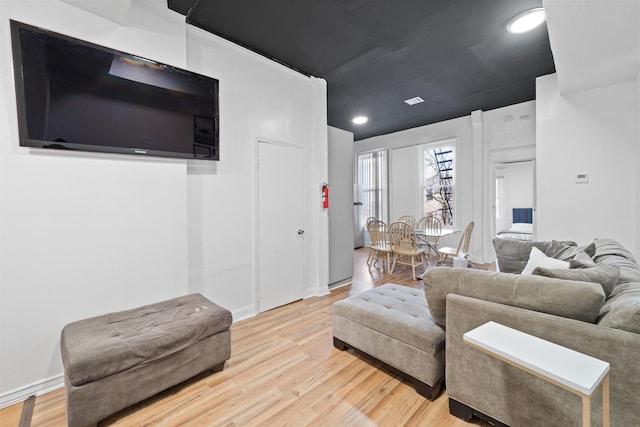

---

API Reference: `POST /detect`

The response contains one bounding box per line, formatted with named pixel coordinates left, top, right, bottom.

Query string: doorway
left=493, top=160, right=535, bottom=240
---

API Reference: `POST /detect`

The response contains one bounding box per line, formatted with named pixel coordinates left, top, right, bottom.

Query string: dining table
left=415, top=228, right=459, bottom=280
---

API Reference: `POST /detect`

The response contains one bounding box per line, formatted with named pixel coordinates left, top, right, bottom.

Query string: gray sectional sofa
left=424, top=238, right=640, bottom=427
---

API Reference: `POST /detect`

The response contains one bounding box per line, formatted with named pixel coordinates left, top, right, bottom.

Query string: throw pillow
left=532, top=264, right=620, bottom=297
left=569, top=250, right=597, bottom=269
left=521, top=247, right=569, bottom=275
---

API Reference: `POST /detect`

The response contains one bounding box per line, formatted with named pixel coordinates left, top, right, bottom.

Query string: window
left=357, top=151, right=387, bottom=223
left=423, top=143, right=455, bottom=226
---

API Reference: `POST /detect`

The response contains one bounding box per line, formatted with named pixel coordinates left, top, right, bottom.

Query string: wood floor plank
left=29, top=389, right=65, bottom=427
left=0, top=247, right=491, bottom=426
left=1, top=400, right=24, bottom=427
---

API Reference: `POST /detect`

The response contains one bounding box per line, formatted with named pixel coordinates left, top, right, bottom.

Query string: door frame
left=486, top=146, right=536, bottom=261
left=490, top=159, right=536, bottom=256
left=255, top=138, right=307, bottom=313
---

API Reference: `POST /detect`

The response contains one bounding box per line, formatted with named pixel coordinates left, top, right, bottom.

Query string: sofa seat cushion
left=61, top=293, right=232, bottom=386
left=424, top=267, right=606, bottom=327
left=597, top=282, right=640, bottom=333
left=332, top=284, right=443, bottom=355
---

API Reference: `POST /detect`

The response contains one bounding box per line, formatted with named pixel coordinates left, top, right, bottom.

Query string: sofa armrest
left=424, top=267, right=605, bottom=327
left=445, top=294, right=640, bottom=427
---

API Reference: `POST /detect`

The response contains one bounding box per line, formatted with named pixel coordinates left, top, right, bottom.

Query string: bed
left=497, top=208, right=533, bottom=240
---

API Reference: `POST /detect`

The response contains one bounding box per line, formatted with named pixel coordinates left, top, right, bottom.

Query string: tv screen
left=10, top=20, right=220, bottom=161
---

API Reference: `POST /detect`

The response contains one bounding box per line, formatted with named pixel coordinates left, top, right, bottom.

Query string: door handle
left=298, top=229, right=305, bottom=236
left=353, top=202, right=363, bottom=206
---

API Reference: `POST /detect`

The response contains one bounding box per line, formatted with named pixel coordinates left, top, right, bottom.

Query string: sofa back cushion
left=597, top=282, right=640, bottom=333
left=570, top=250, right=597, bottom=268
left=493, top=239, right=594, bottom=274
left=532, top=264, right=620, bottom=297
left=593, top=238, right=640, bottom=285
left=423, top=267, right=606, bottom=327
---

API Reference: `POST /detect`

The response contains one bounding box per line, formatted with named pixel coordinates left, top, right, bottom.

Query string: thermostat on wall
left=575, top=173, right=589, bottom=184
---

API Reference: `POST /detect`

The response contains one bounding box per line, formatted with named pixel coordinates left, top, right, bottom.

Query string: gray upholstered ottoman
left=61, top=293, right=232, bottom=427
left=332, top=284, right=445, bottom=400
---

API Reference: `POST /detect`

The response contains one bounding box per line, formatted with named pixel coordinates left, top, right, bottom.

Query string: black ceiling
left=168, top=0, right=555, bottom=141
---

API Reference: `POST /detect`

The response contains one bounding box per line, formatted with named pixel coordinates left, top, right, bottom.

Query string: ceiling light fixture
left=507, top=8, right=546, bottom=34
left=352, top=116, right=368, bottom=125
left=404, top=96, right=424, bottom=105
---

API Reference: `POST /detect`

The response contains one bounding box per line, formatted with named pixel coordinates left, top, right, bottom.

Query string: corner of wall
left=636, top=71, right=640, bottom=258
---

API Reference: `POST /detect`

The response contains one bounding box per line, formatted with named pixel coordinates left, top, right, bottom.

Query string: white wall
left=0, top=0, right=327, bottom=404
left=184, top=25, right=328, bottom=317
left=536, top=73, right=638, bottom=254
left=500, top=162, right=534, bottom=230
left=505, top=162, right=534, bottom=213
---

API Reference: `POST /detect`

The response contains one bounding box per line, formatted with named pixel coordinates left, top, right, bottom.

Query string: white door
left=258, top=141, right=305, bottom=312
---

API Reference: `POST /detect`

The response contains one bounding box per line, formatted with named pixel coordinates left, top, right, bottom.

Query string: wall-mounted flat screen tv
left=10, top=20, right=220, bottom=161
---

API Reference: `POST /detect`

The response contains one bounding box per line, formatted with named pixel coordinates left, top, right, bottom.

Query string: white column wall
left=637, top=71, right=640, bottom=257
left=536, top=73, right=638, bottom=254
left=327, top=126, right=355, bottom=287
left=0, top=0, right=327, bottom=403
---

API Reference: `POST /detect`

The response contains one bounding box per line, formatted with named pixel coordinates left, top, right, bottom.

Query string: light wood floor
left=1, top=248, right=490, bottom=426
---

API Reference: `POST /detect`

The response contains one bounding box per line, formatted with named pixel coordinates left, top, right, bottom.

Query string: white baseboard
left=328, top=277, right=352, bottom=290
left=0, top=374, right=64, bottom=409
left=305, top=283, right=330, bottom=299
left=231, top=304, right=256, bottom=323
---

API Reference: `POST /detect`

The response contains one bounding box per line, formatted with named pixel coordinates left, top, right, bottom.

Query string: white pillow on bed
left=521, top=246, right=570, bottom=275
left=511, top=223, right=533, bottom=232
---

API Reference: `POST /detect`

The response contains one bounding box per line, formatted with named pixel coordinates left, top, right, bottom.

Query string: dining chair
left=438, top=221, right=474, bottom=262
left=417, top=216, right=442, bottom=260
left=389, top=221, right=427, bottom=280
left=397, top=215, right=418, bottom=230
left=364, top=217, right=377, bottom=265
left=367, top=219, right=393, bottom=273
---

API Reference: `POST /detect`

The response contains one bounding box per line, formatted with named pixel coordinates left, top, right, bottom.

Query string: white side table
left=463, top=321, right=610, bottom=427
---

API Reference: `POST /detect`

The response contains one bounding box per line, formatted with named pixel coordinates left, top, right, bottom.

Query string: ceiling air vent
left=404, top=96, right=424, bottom=105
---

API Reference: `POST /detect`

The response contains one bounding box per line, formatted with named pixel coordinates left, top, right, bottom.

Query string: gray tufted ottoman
left=61, top=293, right=232, bottom=427
left=332, top=283, right=445, bottom=400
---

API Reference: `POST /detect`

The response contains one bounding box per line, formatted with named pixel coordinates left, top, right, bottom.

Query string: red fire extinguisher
left=322, top=183, right=329, bottom=209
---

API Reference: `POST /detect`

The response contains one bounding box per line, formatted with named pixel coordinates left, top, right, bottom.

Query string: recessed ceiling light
left=507, top=8, right=546, bottom=34
left=352, top=116, right=368, bottom=125
left=404, top=96, right=424, bottom=105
